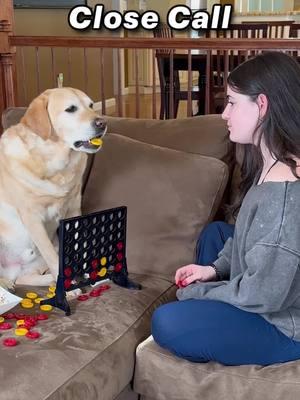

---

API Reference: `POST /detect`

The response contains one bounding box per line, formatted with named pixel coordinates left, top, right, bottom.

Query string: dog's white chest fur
left=0, top=201, right=64, bottom=281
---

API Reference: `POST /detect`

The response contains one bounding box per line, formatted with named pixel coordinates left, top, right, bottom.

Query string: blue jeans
left=152, top=221, right=300, bottom=365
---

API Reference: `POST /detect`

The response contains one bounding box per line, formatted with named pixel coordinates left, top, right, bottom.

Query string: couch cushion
left=0, top=276, right=176, bottom=400
left=82, top=133, right=228, bottom=282
left=134, top=336, right=300, bottom=400
left=104, top=115, right=233, bottom=165
left=1, top=107, right=27, bottom=130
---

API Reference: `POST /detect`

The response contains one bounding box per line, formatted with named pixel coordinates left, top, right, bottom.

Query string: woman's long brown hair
left=226, top=51, right=300, bottom=220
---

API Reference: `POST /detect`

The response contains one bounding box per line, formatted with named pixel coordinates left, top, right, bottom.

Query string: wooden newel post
left=0, top=0, right=16, bottom=122
left=1, top=54, right=15, bottom=107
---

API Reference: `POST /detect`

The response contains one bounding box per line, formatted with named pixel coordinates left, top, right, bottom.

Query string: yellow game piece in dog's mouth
left=89, top=138, right=103, bottom=146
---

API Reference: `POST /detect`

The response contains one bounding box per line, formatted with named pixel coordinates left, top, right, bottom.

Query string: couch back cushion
left=82, top=133, right=228, bottom=282
left=2, top=107, right=27, bottom=130
left=104, top=114, right=233, bottom=165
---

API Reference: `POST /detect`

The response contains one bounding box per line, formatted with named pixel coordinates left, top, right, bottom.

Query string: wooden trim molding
left=10, top=36, right=300, bottom=50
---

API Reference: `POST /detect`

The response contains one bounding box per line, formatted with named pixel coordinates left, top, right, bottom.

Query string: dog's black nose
left=93, top=118, right=107, bottom=132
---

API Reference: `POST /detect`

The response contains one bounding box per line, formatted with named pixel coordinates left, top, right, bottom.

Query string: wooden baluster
left=223, top=50, right=229, bottom=110
left=205, top=50, right=211, bottom=115
left=99, top=48, right=106, bottom=115
left=67, top=48, right=72, bottom=87
left=84, top=47, right=88, bottom=94
left=152, top=48, right=156, bottom=119
left=1, top=54, right=15, bottom=107
left=169, top=50, right=174, bottom=119
left=134, top=48, right=140, bottom=118
left=35, top=46, right=40, bottom=94
left=187, top=49, right=192, bottom=117
left=0, top=0, right=16, bottom=123
left=117, top=48, right=123, bottom=117
left=51, top=47, right=56, bottom=87
left=21, top=47, right=27, bottom=105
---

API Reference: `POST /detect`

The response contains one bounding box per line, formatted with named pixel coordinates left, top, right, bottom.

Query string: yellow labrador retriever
left=0, top=88, right=106, bottom=289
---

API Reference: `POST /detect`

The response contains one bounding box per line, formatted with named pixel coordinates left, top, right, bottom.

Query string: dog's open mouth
left=74, top=135, right=103, bottom=150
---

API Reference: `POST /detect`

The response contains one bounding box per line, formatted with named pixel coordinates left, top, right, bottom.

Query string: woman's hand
left=175, top=264, right=217, bottom=287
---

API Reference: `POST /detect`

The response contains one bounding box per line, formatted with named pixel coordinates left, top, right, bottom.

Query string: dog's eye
left=89, top=103, right=93, bottom=109
left=65, top=105, right=78, bottom=113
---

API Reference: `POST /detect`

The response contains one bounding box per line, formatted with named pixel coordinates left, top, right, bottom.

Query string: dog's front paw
left=0, top=278, right=15, bottom=293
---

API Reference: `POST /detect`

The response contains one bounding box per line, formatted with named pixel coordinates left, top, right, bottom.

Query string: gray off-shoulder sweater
left=177, top=181, right=300, bottom=340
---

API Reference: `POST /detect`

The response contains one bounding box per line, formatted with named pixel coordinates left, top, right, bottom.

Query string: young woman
left=151, top=51, right=300, bottom=366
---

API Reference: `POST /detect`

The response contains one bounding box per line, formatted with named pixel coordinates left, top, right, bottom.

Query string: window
left=13, top=0, right=86, bottom=8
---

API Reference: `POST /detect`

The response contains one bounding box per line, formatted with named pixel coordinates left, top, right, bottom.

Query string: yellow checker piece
left=98, top=267, right=107, bottom=277
left=34, top=297, right=44, bottom=304
left=0, top=317, right=4, bottom=323
left=15, top=328, right=28, bottom=336
left=21, top=300, right=34, bottom=309
left=21, top=298, right=32, bottom=303
left=100, top=257, right=107, bottom=266
left=40, top=305, right=53, bottom=312
left=16, top=319, right=25, bottom=326
left=48, top=286, right=56, bottom=293
left=26, top=292, right=38, bottom=299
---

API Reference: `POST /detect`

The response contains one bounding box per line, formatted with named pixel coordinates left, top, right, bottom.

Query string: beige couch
left=2, top=109, right=297, bottom=400
left=0, top=109, right=230, bottom=400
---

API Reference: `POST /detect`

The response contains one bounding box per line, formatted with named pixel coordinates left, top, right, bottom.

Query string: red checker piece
left=91, top=259, right=98, bottom=269
left=116, top=242, right=124, bottom=251
left=116, top=252, right=123, bottom=261
left=0, top=322, right=12, bottom=330
left=115, top=263, right=122, bottom=272
left=64, top=279, right=72, bottom=289
left=37, top=314, right=49, bottom=321
left=3, top=313, right=15, bottom=320
left=26, top=331, right=40, bottom=340
left=89, top=271, right=98, bottom=280
left=3, top=338, right=18, bottom=347
left=89, top=289, right=102, bottom=297
left=22, top=320, right=36, bottom=329
left=77, top=294, right=89, bottom=301
left=14, top=313, right=27, bottom=320
left=24, top=315, right=36, bottom=322
left=100, top=284, right=111, bottom=291
left=64, top=267, right=72, bottom=277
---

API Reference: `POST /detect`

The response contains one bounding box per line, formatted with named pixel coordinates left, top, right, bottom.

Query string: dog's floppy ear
left=21, top=91, right=51, bottom=140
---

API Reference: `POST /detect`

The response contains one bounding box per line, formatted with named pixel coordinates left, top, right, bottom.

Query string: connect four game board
left=40, top=206, right=141, bottom=315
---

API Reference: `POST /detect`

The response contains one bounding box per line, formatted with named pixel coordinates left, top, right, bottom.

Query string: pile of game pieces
left=0, top=312, right=49, bottom=347
left=0, top=283, right=112, bottom=346
left=77, top=284, right=111, bottom=301
left=20, top=287, right=55, bottom=311
left=0, top=287, right=55, bottom=347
